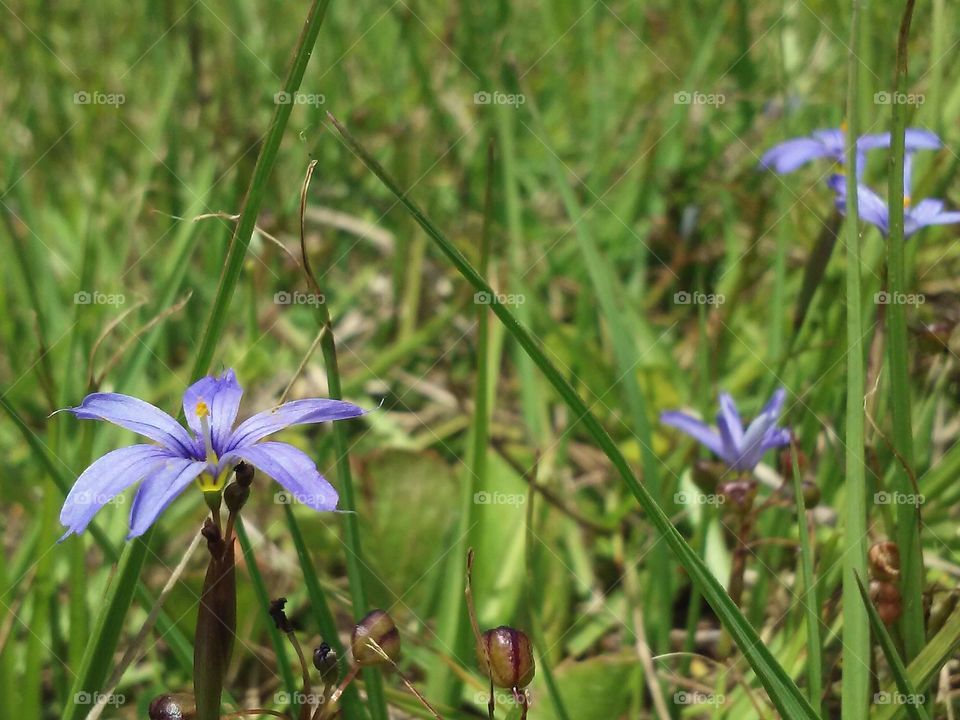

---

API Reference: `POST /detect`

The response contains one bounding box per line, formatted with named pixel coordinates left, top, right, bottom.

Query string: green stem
left=841, top=2, right=870, bottom=717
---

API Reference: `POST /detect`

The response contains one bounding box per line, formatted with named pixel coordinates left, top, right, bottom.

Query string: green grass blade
left=841, top=2, right=870, bottom=717
left=328, top=113, right=820, bottom=720
left=791, top=445, right=822, bottom=712
left=854, top=574, right=930, bottom=720
left=886, top=0, right=925, bottom=669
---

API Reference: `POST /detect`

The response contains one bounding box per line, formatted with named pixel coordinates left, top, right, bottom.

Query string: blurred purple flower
left=759, top=127, right=941, bottom=178
left=661, top=388, right=791, bottom=472
left=58, top=369, right=366, bottom=539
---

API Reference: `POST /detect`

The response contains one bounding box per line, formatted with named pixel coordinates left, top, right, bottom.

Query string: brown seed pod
left=870, top=580, right=902, bottom=625
left=868, top=541, right=901, bottom=583
left=778, top=446, right=807, bottom=480
left=314, top=642, right=340, bottom=684
left=800, top=480, right=821, bottom=508
left=476, top=626, right=536, bottom=689
left=352, top=609, right=401, bottom=666
left=148, top=693, right=196, bottom=720
left=692, top=460, right=724, bottom=493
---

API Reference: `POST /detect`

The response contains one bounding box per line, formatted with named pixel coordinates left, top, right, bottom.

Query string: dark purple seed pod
left=148, top=693, right=196, bottom=720
left=313, top=642, right=340, bottom=683
left=476, top=626, right=536, bottom=689
left=223, top=481, right=250, bottom=513
left=351, top=609, right=401, bottom=666
left=268, top=597, right=294, bottom=633
left=234, top=461, right=255, bottom=488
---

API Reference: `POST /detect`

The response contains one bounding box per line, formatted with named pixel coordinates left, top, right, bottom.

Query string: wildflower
left=660, top=388, right=790, bottom=472
left=827, top=169, right=960, bottom=238
left=759, top=127, right=940, bottom=177
left=58, top=369, right=366, bottom=539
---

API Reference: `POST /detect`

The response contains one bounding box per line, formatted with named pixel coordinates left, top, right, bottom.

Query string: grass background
left=3, top=0, right=960, bottom=717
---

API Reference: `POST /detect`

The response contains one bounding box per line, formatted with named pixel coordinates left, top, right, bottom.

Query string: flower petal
left=904, top=129, right=942, bottom=151
left=66, top=393, right=196, bottom=457
left=182, top=369, right=243, bottom=455
left=716, top=392, right=744, bottom=459
left=226, top=398, right=366, bottom=451
left=59, top=444, right=174, bottom=539
left=660, top=411, right=729, bottom=462
left=737, top=389, right=788, bottom=470
left=759, top=138, right=831, bottom=174
left=127, top=457, right=208, bottom=538
left=761, top=427, right=792, bottom=452
left=221, top=442, right=338, bottom=511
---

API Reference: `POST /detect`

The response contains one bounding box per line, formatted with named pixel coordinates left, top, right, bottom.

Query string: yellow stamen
left=195, top=399, right=209, bottom=418
left=904, top=195, right=912, bottom=209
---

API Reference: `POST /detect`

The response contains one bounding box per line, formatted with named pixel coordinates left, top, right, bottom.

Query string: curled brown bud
left=313, top=642, right=339, bottom=684
left=352, top=609, right=401, bottom=666
left=148, top=693, right=196, bottom=720
left=476, top=626, right=536, bottom=689
left=868, top=541, right=901, bottom=583
left=268, top=597, right=294, bottom=634
left=870, top=580, right=902, bottom=625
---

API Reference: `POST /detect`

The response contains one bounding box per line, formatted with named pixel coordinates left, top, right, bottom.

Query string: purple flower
left=827, top=161, right=960, bottom=238
left=661, top=388, right=791, bottom=472
left=58, top=369, right=366, bottom=540
left=759, top=127, right=941, bottom=178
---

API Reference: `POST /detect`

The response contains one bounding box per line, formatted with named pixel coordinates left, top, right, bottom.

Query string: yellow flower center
left=904, top=195, right=912, bottom=209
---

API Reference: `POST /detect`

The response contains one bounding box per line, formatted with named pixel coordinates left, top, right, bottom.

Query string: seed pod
left=313, top=642, right=340, bottom=684
left=778, top=446, right=807, bottom=480
left=148, top=693, right=196, bottom=720
left=352, top=609, right=401, bottom=666
left=476, top=626, right=536, bottom=689
left=868, top=541, right=901, bottom=583
left=234, top=461, right=255, bottom=488
left=870, top=580, right=902, bottom=625
left=800, top=480, right=821, bottom=508
left=223, top=482, right=250, bottom=514
left=692, top=460, right=724, bottom=493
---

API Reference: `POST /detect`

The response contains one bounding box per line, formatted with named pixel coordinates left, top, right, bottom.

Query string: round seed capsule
left=313, top=642, right=340, bottom=684
left=476, top=626, right=535, bottom=689
left=148, top=693, right=196, bottom=720
left=351, top=609, right=401, bottom=666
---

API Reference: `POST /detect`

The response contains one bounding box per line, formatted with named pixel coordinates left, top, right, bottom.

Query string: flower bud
left=476, top=626, right=535, bottom=689
left=148, top=693, right=196, bottom=720
left=868, top=541, right=901, bottom=583
left=351, top=609, right=401, bottom=666
left=313, top=642, right=340, bottom=684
